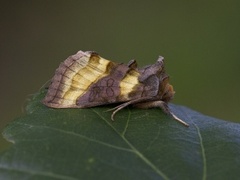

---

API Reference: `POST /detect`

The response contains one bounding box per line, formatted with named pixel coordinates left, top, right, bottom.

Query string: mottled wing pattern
left=76, top=61, right=142, bottom=107
left=43, top=51, right=117, bottom=108
left=43, top=51, right=147, bottom=108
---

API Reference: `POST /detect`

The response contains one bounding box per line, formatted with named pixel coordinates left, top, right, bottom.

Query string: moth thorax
left=162, top=83, right=175, bottom=102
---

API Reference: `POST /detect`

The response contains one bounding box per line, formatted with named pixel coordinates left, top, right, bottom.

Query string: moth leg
left=110, top=102, right=132, bottom=121
left=134, top=101, right=189, bottom=127
left=107, top=97, right=154, bottom=121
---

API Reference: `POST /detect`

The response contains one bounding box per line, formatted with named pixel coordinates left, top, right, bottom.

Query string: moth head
left=160, top=76, right=175, bottom=102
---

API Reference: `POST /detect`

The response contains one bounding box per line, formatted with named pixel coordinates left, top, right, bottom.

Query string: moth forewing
left=43, top=50, right=189, bottom=127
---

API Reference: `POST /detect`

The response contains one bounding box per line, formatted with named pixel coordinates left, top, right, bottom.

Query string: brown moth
left=43, top=51, right=189, bottom=127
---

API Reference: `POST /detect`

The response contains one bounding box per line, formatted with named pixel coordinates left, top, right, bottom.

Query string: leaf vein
left=193, top=123, right=207, bottom=180
left=0, top=165, right=78, bottom=180
left=14, top=122, right=134, bottom=152
left=122, top=108, right=131, bottom=136
left=92, top=109, right=170, bottom=180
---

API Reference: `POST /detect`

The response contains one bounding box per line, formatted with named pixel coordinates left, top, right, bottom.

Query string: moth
left=43, top=51, right=189, bottom=127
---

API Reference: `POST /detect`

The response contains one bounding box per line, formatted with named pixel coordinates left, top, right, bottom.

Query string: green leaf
left=0, top=90, right=240, bottom=180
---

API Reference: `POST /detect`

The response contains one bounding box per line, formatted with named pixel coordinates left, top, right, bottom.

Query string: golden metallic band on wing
left=43, top=51, right=116, bottom=107
left=119, top=69, right=140, bottom=100
left=61, top=53, right=115, bottom=105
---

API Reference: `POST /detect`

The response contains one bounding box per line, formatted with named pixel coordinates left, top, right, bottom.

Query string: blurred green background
left=1, top=1, right=240, bottom=150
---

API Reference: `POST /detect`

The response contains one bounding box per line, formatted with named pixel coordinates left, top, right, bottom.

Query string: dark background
left=1, top=1, right=240, bottom=149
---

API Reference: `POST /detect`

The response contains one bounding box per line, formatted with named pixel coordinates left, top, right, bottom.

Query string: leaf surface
left=0, top=90, right=240, bottom=180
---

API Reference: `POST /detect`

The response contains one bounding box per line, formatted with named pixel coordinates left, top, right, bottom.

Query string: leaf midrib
left=91, top=109, right=170, bottom=180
